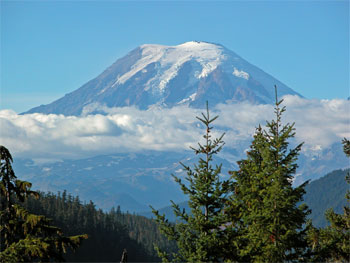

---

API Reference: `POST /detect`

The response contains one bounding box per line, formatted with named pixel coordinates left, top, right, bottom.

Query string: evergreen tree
left=0, top=145, right=87, bottom=262
left=343, top=138, right=350, bottom=157
left=151, top=103, right=232, bottom=262
left=227, top=87, right=310, bottom=262
left=308, top=138, right=350, bottom=262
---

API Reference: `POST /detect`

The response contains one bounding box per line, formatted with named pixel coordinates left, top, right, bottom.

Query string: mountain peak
left=25, top=42, right=301, bottom=116
left=140, top=41, right=223, bottom=49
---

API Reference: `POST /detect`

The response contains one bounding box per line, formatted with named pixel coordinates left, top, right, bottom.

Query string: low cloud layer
left=1, top=96, right=349, bottom=162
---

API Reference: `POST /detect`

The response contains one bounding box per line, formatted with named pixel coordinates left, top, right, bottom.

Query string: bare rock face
left=25, top=41, right=301, bottom=116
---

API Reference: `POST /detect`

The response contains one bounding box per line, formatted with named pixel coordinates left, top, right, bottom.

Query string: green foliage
left=0, top=145, right=87, bottom=262
left=151, top=103, right=232, bottom=262
left=343, top=138, right=350, bottom=157
left=227, top=87, right=310, bottom=262
left=307, top=138, right=350, bottom=262
left=112, top=208, right=177, bottom=259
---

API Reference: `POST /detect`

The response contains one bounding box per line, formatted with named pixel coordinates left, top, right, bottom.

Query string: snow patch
left=189, top=93, right=197, bottom=101
left=177, top=92, right=197, bottom=105
left=233, top=67, right=249, bottom=80
left=116, top=45, right=165, bottom=87
left=311, top=145, right=322, bottom=151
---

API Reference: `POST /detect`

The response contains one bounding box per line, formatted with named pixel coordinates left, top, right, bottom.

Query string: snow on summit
left=116, top=41, right=227, bottom=91
left=25, top=41, right=301, bottom=115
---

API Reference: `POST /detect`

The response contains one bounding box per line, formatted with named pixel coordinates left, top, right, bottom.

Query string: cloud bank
left=1, top=96, right=349, bottom=162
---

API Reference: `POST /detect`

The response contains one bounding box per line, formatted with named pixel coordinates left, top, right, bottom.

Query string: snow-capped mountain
left=26, top=41, right=301, bottom=115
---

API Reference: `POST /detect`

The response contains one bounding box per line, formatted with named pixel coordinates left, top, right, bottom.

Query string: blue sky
left=1, top=0, right=349, bottom=113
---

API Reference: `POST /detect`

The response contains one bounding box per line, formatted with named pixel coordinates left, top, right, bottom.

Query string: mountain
left=16, top=40, right=347, bottom=215
left=25, top=41, right=300, bottom=115
left=13, top=150, right=235, bottom=211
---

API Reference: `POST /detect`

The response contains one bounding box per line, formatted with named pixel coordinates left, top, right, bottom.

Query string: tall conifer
left=227, top=86, right=310, bottom=262
left=0, top=145, right=87, bottom=262
left=151, top=103, right=232, bottom=262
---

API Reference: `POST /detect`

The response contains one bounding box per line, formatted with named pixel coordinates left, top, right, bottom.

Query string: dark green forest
left=21, top=191, right=176, bottom=262
left=1, top=167, right=347, bottom=262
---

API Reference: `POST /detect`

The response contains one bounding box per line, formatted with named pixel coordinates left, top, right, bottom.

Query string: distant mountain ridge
left=25, top=41, right=301, bottom=115
left=13, top=142, right=348, bottom=213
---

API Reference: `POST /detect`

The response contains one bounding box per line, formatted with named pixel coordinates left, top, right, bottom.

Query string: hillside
left=304, top=168, right=349, bottom=227
left=23, top=191, right=177, bottom=262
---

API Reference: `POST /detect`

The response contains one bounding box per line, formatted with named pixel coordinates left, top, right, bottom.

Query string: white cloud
left=282, top=95, right=350, bottom=149
left=0, top=97, right=349, bottom=162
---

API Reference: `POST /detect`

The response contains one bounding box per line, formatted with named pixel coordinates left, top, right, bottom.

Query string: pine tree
left=308, top=138, right=350, bottom=262
left=0, top=145, right=87, bottom=262
left=151, top=103, right=232, bottom=262
left=227, top=86, right=310, bottom=262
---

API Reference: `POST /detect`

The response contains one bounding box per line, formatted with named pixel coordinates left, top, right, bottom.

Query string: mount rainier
left=16, top=41, right=348, bottom=212
left=26, top=41, right=300, bottom=115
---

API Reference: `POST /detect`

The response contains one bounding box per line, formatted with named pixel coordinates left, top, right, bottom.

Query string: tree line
left=22, top=190, right=177, bottom=262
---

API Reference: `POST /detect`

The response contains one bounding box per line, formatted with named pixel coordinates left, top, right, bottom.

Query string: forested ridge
left=21, top=190, right=176, bottom=262
left=304, top=168, right=349, bottom=227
